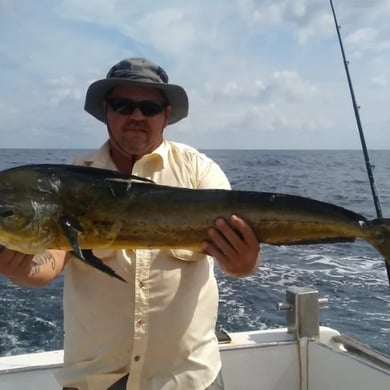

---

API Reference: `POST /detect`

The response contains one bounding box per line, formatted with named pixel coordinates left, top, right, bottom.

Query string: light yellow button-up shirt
left=55, top=140, right=231, bottom=390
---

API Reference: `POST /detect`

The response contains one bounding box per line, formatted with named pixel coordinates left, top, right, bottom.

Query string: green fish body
left=1, top=164, right=389, bottom=281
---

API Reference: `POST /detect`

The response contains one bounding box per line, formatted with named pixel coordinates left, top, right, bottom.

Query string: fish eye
left=0, top=207, right=15, bottom=218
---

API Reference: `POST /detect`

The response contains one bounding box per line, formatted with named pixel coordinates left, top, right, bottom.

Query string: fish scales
left=59, top=184, right=361, bottom=248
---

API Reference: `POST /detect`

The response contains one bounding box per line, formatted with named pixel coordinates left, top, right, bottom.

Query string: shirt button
left=134, top=355, right=141, bottom=362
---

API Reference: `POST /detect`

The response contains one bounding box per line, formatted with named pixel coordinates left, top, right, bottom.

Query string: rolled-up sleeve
left=196, top=155, right=231, bottom=190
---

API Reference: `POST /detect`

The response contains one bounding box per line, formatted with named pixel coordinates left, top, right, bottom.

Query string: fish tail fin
left=366, top=218, right=390, bottom=267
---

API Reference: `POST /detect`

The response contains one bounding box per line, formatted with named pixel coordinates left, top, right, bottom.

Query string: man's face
left=105, top=85, right=171, bottom=158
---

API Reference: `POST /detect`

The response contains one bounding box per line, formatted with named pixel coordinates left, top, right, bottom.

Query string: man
left=0, top=58, right=260, bottom=389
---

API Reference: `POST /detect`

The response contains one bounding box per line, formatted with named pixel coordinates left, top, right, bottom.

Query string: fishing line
left=329, top=0, right=390, bottom=284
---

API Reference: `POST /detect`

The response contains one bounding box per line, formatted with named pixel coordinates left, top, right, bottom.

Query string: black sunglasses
left=106, top=98, right=167, bottom=117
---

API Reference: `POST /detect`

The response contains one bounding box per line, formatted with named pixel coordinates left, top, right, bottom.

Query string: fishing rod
left=329, top=0, right=390, bottom=284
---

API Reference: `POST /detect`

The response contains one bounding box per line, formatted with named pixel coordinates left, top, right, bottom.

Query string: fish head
left=0, top=168, right=61, bottom=253
left=0, top=195, right=60, bottom=253
left=0, top=202, right=31, bottom=239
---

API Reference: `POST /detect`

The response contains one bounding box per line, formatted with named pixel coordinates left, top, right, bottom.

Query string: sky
left=0, top=0, right=390, bottom=150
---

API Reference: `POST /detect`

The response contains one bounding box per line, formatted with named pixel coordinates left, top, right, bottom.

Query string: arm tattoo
left=30, top=250, right=56, bottom=277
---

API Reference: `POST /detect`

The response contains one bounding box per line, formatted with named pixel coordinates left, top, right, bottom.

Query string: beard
left=108, top=119, right=163, bottom=157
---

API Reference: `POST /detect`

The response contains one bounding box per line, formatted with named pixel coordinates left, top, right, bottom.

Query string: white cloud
left=237, top=0, right=332, bottom=43
left=345, top=27, right=390, bottom=54
left=346, top=27, right=378, bottom=45
left=201, top=68, right=318, bottom=104
left=43, top=77, right=83, bottom=104
left=0, top=0, right=389, bottom=149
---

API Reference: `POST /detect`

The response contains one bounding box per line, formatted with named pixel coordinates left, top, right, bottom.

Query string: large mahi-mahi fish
left=0, top=164, right=390, bottom=282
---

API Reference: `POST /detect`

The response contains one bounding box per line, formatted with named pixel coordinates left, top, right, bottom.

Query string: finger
left=202, top=238, right=225, bottom=260
left=214, top=218, right=248, bottom=254
left=202, top=238, right=235, bottom=276
left=207, top=224, right=238, bottom=259
left=204, top=225, right=246, bottom=275
left=229, top=215, right=259, bottom=247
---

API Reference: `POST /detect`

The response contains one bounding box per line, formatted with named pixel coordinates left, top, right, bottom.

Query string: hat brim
left=84, top=78, right=189, bottom=125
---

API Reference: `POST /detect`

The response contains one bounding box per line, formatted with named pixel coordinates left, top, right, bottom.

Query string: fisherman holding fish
left=0, top=58, right=260, bottom=389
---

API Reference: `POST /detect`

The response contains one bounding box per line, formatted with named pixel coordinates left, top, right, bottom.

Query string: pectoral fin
left=59, top=216, right=126, bottom=283
left=75, top=249, right=127, bottom=283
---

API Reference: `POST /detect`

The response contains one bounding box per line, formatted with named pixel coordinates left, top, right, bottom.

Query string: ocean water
left=0, top=148, right=389, bottom=357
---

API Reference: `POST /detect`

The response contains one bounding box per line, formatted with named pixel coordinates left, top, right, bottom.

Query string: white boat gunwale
left=1, top=286, right=389, bottom=389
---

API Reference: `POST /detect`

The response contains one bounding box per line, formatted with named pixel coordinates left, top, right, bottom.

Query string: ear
left=163, top=105, right=173, bottom=127
left=102, top=100, right=108, bottom=124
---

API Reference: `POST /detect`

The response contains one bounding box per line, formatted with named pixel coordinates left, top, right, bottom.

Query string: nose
left=130, top=107, right=146, bottom=119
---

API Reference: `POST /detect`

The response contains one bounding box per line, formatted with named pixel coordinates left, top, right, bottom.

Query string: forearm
left=0, top=247, right=66, bottom=287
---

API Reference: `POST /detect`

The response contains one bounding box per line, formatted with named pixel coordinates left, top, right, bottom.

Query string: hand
left=202, top=215, right=260, bottom=277
left=0, top=245, right=35, bottom=279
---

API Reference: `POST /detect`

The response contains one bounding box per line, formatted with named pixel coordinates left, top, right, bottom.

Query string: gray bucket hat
left=84, top=58, right=189, bottom=125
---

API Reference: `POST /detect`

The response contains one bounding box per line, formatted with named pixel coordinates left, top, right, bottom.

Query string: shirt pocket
left=92, top=249, right=117, bottom=260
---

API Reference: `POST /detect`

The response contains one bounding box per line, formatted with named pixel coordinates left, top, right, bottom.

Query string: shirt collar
left=80, top=141, right=115, bottom=170
left=81, top=140, right=169, bottom=170
left=139, top=140, right=168, bottom=169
